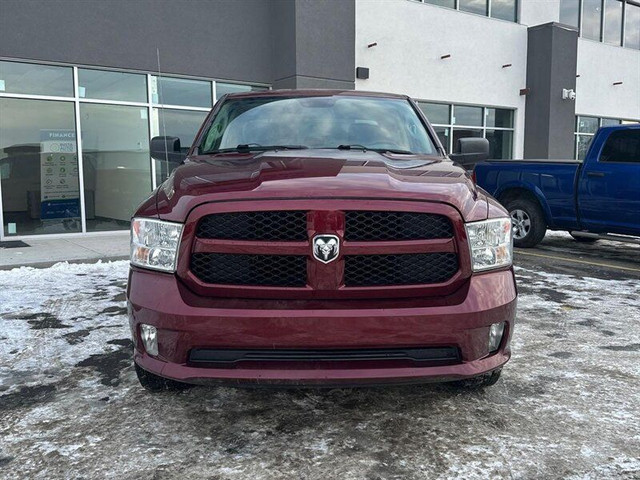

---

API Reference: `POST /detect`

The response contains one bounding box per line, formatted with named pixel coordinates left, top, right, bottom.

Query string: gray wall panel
left=0, top=0, right=273, bottom=82
left=0, top=0, right=273, bottom=83
left=293, top=76, right=355, bottom=89
left=271, top=0, right=355, bottom=89
left=0, top=0, right=355, bottom=88
left=294, top=0, right=355, bottom=84
left=524, top=23, right=578, bottom=159
left=548, top=25, right=578, bottom=159
left=523, top=26, right=552, bottom=158
left=271, top=0, right=298, bottom=85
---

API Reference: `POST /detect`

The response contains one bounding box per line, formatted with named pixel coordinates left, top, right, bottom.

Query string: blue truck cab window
left=599, top=129, right=640, bottom=163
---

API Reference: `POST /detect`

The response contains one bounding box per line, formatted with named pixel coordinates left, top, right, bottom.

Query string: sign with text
left=40, top=130, right=81, bottom=220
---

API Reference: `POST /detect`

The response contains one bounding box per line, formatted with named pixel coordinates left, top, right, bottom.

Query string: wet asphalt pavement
left=0, top=232, right=639, bottom=479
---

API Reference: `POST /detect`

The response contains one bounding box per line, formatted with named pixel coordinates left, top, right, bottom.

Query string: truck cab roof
left=221, top=89, right=412, bottom=101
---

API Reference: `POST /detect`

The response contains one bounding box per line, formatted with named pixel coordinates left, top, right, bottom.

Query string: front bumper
left=127, top=268, right=517, bottom=386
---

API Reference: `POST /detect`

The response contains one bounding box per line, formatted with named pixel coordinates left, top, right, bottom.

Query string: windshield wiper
left=370, top=148, right=416, bottom=155
left=336, top=145, right=415, bottom=155
left=204, top=144, right=308, bottom=155
left=337, top=144, right=368, bottom=151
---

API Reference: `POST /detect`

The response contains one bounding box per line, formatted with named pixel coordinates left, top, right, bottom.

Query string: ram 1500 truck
left=127, top=90, right=517, bottom=391
left=474, top=124, right=640, bottom=247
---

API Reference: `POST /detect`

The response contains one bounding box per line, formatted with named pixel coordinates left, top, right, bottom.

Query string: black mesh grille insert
left=345, top=211, right=453, bottom=241
left=196, top=211, right=308, bottom=241
left=345, top=253, right=458, bottom=286
left=191, top=253, right=307, bottom=286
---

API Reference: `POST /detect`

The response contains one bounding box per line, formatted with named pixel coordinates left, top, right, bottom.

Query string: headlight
left=465, top=217, right=512, bottom=272
left=130, top=218, right=183, bottom=272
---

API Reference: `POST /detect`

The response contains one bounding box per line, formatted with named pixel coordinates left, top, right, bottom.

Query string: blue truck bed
left=474, top=124, right=640, bottom=247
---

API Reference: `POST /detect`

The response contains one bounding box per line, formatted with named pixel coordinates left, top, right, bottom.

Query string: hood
left=154, top=149, right=489, bottom=222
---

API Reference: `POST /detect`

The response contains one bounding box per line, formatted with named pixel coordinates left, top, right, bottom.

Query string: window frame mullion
left=73, top=66, right=88, bottom=234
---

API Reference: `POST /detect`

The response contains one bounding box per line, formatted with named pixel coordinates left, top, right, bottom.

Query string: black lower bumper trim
left=188, top=347, right=461, bottom=367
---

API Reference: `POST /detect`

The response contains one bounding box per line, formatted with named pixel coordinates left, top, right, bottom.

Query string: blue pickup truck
left=474, top=124, right=640, bottom=247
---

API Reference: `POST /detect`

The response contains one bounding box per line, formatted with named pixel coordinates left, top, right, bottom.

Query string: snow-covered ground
left=0, top=245, right=639, bottom=479
left=544, top=229, right=640, bottom=250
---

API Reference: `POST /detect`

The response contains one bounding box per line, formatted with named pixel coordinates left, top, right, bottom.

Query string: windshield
left=200, top=95, right=438, bottom=155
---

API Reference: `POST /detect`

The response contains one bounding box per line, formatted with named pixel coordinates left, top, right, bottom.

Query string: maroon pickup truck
left=127, top=90, right=516, bottom=391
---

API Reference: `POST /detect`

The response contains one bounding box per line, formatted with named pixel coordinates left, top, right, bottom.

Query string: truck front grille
left=191, top=253, right=307, bottom=287
left=196, top=210, right=453, bottom=241
left=345, top=211, right=453, bottom=241
left=344, top=253, right=459, bottom=287
left=188, top=207, right=462, bottom=293
left=196, top=211, right=308, bottom=241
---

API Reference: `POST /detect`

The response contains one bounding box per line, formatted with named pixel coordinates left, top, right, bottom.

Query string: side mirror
left=150, top=136, right=187, bottom=164
left=449, top=137, right=490, bottom=169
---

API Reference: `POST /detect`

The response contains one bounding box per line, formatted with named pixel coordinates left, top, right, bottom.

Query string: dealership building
left=0, top=0, right=638, bottom=240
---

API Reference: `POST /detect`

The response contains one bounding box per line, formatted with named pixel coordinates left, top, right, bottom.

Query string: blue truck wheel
left=504, top=198, right=547, bottom=248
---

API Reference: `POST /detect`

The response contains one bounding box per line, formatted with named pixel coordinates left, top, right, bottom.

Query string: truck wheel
left=452, top=368, right=502, bottom=389
left=570, top=233, right=598, bottom=243
left=504, top=198, right=546, bottom=248
left=134, top=362, right=192, bottom=392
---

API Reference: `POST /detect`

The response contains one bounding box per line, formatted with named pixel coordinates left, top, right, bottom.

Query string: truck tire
left=504, top=198, right=546, bottom=248
left=452, top=368, right=503, bottom=389
left=135, top=362, right=192, bottom=392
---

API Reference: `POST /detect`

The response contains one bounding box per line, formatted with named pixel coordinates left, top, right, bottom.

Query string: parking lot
left=1, top=232, right=639, bottom=480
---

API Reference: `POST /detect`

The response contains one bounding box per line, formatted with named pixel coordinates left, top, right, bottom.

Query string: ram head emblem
left=313, top=235, right=340, bottom=264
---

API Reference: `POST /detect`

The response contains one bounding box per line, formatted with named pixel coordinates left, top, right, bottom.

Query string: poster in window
left=40, top=130, right=80, bottom=220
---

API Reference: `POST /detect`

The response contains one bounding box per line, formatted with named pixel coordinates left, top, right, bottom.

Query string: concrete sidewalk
left=0, top=233, right=129, bottom=270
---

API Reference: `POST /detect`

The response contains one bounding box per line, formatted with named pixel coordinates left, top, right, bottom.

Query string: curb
left=0, top=255, right=130, bottom=271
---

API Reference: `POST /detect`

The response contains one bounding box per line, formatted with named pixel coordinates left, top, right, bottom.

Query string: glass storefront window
left=424, top=0, right=456, bottom=8
left=152, top=76, right=212, bottom=108
left=452, top=128, right=483, bottom=152
left=152, top=108, right=209, bottom=185
left=80, top=104, right=151, bottom=232
left=625, top=2, right=640, bottom=50
left=432, top=126, right=450, bottom=153
left=418, top=102, right=450, bottom=125
left=573, top=116, right=639, bottom=160
left=491, top=0, right=517, bottom=22
left=603, top=0, right=624, bottom=46
left=577, top=116, right=599, bottom=133
left=560, top=1, right=639, bottom=49
left=486, top=108, right=514, bottom=128
left=418, top=0, right=518, bottom=21
left=78, top=69, right=147, bottom=102
left=0, top=61, right=73, bottom=97
left=418, top=100, right=515, bottom=159
left=1, top=98, right=81, bottom=236
left=486, top=129, right=514, bottom=159
left=417, top=0, right=638, bottom=41
left=0, top=61, right=269, bottom=238
left=453, top=106, right=483, bottom=126
left=582, top=0, right=603, bottom=40
left=577, top=135, right=594, bottom=160
left=459, top=0, right=488, bottom=16
left=559, top=0, right=580, bottom=28
left=601, top=118, right=622, bottom=126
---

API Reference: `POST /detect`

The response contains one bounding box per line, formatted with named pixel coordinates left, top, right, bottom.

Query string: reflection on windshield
left=201, top=96, right=437, bottom=155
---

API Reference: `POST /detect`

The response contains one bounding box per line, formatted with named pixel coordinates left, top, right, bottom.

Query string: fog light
left=489, top=322, right=505, bottom=353
left=140, top=324, right=158, bottom=356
